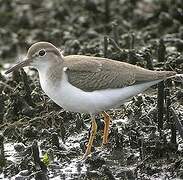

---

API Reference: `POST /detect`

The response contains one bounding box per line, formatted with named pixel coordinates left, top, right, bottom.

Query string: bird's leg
left=102, top=111, right=111, bottom=145
left=83, top=115, right=97, bottom=159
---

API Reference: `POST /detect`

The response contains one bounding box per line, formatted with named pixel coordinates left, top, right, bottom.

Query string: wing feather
left=63, top=55, right=175, bottom=92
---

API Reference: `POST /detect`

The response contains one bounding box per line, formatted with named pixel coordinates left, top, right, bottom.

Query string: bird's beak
left=5, top=58, right=31, bottom=74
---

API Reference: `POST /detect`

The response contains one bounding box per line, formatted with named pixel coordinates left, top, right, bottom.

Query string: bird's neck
left=38, top=62, right=63, bottom=90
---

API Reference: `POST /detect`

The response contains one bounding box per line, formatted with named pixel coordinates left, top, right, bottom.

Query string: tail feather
left=171, top=74, right=183, bottom=82
left=156, top=71, right=176, bottom=80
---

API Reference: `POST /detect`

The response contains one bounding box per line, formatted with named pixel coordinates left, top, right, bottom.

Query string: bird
left=5, top=42, right=177, bottom=159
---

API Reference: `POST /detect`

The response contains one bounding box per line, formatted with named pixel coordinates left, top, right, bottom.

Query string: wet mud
left=0, top=0, right=183, bottom=179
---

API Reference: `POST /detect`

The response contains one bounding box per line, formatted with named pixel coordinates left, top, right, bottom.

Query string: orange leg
left=83, top=116, right=97, bottom=159
left=102, top=111, right=111, bottom=145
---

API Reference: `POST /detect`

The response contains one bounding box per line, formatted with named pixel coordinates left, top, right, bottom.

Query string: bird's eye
left=38, top=49, right=46, bottom=57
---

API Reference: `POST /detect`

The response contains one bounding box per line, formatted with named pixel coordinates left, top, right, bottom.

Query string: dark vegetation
left=0, top=0, right=183, bottom=179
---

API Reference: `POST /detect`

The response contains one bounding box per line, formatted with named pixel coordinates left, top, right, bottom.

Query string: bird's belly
left=41, top=79, right=161, bottom=114
left=41, top=80, right=96, bottom=113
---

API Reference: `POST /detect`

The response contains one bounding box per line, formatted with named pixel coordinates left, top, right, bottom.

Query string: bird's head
left=5, top=42, right=63, bottom=74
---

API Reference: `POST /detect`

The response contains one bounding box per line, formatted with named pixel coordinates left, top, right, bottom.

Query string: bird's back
left=63, top=55, right=176, bottom=92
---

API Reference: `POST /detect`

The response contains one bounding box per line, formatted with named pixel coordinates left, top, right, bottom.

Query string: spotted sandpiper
left=5, top=42, right=177, bottom=159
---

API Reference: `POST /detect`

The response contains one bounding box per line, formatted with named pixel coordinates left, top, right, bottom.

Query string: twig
left=0, top=81, right=14, bottom=92
left=12, top=69, right=22, bottom=83
left=31, top=140, right=48, bottom=179
left=157, top=81, right=165, bottom=133
left=104, top=0, right=110, bottom=23
left=51, top=132, right=60, bottom=148
left=158, top=38, right=166, bottom=62
left=104, top=36, right=108, bottom=58
left=20, top=68, right=34, bottom=106
left=112, top=22, right=119, bottom=45
left=0, top=134, right=5, bottom=167
left=108, top=38, right=123, bottom=52
left=32, top=140, right=41, bottom=168
left=165, top=88, right=170, bottom=122
left=144, top=49, right=154, bottom=70
left=165, top=88, right=176, bottom=144
left=0, top=94, right=5, bottom=122
left=139, top=136, right=144, bottom=160
left=130, top=32, right=135, bottom=49
left=170, top=107, right=183, bottom=140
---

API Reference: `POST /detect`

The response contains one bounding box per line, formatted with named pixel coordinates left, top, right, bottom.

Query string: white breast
left=39, top=70, right=161, bottom=114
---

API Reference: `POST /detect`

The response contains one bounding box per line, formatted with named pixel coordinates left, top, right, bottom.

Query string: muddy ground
left=0, top=0, right=183, bottom=179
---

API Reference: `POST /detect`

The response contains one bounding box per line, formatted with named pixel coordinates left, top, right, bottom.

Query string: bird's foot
left=82, top=117, right=97, bottom=159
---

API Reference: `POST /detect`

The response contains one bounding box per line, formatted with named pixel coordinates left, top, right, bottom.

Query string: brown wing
left=63, top=55, right=176, bottom=92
